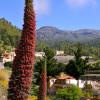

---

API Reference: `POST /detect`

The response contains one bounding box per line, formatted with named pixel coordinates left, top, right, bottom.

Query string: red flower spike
left=7, top=0, right=36, bottom=100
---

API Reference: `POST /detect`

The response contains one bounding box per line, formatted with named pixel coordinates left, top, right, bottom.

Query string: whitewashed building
left=2, top=51, right=15, bottom=63
left=49, top=73, right=86, bottom=94
left=35, top=52, right=45, bottom=58
left=56, top=51, right=64, bottom=56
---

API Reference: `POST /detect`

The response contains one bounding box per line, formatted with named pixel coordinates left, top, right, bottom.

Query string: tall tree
left=38, top=57, right=47, bottom=100
left=35, top=47, right=65, bottom=93
left=66, top=44, right=90, bottom=79
left=8, top=0, right=36, bottom=99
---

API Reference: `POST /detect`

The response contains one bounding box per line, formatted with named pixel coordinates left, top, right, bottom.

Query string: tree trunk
left=47, top=76, right=50, bottom=94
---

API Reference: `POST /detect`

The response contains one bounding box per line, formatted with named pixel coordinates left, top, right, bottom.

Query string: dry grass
left=28, top=96, right=37, bottom=100
left=0, top=69, right=9, bottom=99
left=0, top=69, right=10, bottom=81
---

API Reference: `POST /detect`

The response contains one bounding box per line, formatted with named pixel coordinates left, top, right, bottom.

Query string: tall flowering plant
left=38, top=57, right=47, bottom=100
left=8, top=0, right=36, bottom=99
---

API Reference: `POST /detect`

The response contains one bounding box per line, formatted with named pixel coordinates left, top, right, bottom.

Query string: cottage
left=2, top=51, right=15, bottom=63
left=49, top=73, right=85, bottom=94
left=56, top=51, right=64, bottom=56
left=35, top=52, right=45, bottom=58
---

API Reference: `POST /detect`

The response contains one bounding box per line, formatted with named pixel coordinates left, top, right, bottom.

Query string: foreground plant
left=8, top=0, right=36, bottom=99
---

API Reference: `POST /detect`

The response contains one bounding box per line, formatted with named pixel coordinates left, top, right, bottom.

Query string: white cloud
left=34, top=0, right=50, bottom=15
left=65, top=0, right=97, bottom=8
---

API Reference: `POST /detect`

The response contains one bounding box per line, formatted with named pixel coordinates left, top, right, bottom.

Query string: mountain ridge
left=37, top=26, right=100, bottom=43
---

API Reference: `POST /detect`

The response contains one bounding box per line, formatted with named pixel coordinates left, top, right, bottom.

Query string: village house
left=35, top=52, right=45, bottom=58
left=2, top=51, right=15, bottom=63
left=49, top=73, right=85, bottom=94
left=2, top=51, right=45, bottom=63
left=56, top=51, right=64, bottom=56
left=48, top=72, right=100, bottom=95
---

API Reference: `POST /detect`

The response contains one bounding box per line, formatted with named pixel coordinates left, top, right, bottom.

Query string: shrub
left=4, top=61, right=13, bottom=69
left=83, top=83, right=93, bottom=90
left=53, top=84, right=84, bottom=100
left=84, top=92, right=93, bottom=98
left=31, top=83, right=39, bottom=96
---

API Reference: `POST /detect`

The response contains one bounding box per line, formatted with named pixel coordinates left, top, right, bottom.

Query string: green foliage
left=31, top=83, right=39, bottom=96
left=83, top=83, right=93, bottom=90
left=36, top=41, right=47, bottom=52
left=0, top=18, right=21, bottom=47
left=66, top=44, right=90, bottom=79
left=36, top=40, right=100, bottom=61
left=43, top=47, right=66, bottom=77
left=92, top=60, right=100, bottom=68
left=4, top=61, right=13, bottom=69
left=35, top=47, right=66, bottom=84
left=0, top=18, right=21, bottom=56
left=83, top=83, right=93, bottom=98
left=53, top=85, right=83, bottom=100
left=84, top=92, right=93, bottom=98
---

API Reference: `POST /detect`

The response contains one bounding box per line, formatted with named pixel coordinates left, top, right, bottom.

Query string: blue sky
left=0, top=0, right=100, bottom=30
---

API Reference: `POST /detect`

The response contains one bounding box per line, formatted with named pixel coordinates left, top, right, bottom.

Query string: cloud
left=65, top=0, right=97, bottom=8
left=34, top=0, right=50, bottom=15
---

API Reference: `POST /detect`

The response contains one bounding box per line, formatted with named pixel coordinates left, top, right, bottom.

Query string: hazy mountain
left=37, top=26, right=100, bottom=42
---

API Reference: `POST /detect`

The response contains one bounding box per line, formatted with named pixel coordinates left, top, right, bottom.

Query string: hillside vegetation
left=0, top=18, right=21, bottom=55
left=0, top=18, right=100, bottom=59
left=0, top=18, right=21, bottom=46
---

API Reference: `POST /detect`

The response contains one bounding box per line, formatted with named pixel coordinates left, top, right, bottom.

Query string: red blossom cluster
left=8, top=0, right=36, bottom=100
left=38, top=59, right=47, bottom=100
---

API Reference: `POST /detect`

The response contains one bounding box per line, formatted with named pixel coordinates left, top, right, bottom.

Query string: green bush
left=84, top=92, right=93, bottom=98
left=52, top=84, right=84, bottom=100
left=4, top=61, right=13, bottom=69
left=31, top=83, right=39, bottom=96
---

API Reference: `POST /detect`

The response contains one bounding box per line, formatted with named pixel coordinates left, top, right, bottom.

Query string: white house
left=35, top=52, right=45, bottom=58
left=2, top=51, right=16, bottom=63
left=2, top=51, right=45, bottom=63
left=56, top=51, right=64, bottom=56
left=49, top=73, right=86, bottom=94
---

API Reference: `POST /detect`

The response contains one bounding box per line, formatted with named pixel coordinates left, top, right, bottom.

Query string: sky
left=0, top=0, right=100, bottom=30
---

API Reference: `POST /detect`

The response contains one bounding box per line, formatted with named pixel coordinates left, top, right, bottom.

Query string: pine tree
left=8, top=0, right=36, bottom=99
left=66, top=44, right=89, bottom=79
left=38, top=57, right=47, bottom=100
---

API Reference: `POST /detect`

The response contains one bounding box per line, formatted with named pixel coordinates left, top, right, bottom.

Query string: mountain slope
left=0, top=18, right=21, bottom=47
left=37, top=26, right=100, bottom=42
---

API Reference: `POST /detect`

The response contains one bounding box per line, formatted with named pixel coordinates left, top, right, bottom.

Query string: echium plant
left=8, top=0, right=36, bottom=99
left=38, top=57, right=47, bottom=100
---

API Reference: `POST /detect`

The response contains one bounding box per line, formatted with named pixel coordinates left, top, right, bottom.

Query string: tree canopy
left=66, top=44, right=90, bottom=79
